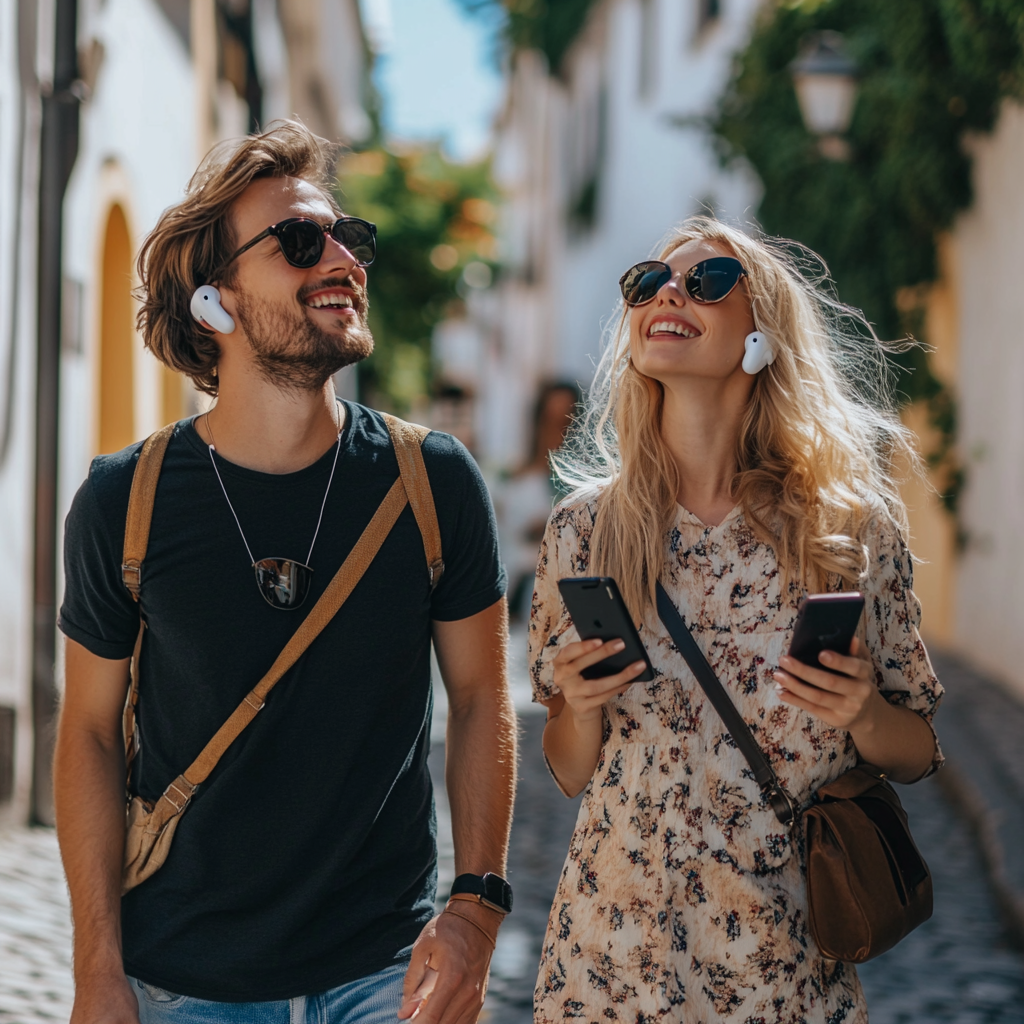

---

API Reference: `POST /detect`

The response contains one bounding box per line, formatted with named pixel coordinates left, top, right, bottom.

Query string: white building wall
left=0, top=0, right=43, bottom=823
left=952, top=99, right=1024, bottom=699
left=61, top=0, right=199, bottom=569
left=555, top=0, right=762, bottom=382
left=472, top=0, right=762, bottom=470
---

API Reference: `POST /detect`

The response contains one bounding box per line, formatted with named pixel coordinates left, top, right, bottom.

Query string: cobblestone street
left=1, top=637, right=1022, bottom=1022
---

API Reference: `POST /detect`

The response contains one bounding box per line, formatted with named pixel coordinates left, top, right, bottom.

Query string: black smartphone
left=557, top=577, right=654, bottom=682
left=788, top=593, right=866, bottom=667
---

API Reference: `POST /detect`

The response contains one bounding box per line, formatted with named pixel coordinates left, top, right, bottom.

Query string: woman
left=496, top=381, right=580, bottom=619
left=529, top=218, right=942, bottom=1023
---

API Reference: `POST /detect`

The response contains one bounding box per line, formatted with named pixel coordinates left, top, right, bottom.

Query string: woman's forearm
left=849, top=700, right=937, bottom=783
left=542, top=697, right=605, bottom=798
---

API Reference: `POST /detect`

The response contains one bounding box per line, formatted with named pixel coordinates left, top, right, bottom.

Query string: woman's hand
left=553, top=637, right=647, bottom=723
left=772, top=636, right=880, bottom=730
left=772, top=635, right=938, bottom=782
left=543, top=638, right=647, bottom=797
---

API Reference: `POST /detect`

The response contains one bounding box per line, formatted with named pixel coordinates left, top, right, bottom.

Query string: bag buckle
left=428, top=559, right=445, bottom=592
left=765, top=783, right=798, bottom=827
left=162, top=776, right=197, bottom=814
left=121, top=562, right=142, bottom=599
left=243, top=692, right=265, bottom=713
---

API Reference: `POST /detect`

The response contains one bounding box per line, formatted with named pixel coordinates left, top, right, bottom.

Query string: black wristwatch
left=449, top=872, right=513, bottom=914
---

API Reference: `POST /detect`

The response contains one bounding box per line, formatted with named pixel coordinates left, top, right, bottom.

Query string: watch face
left=482, top=873, right=514, bottom=913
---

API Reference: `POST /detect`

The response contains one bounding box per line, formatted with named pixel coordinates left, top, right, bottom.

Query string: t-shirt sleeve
left=861, top=512, right=945, bottom=777
left=528, top=500, right=591, bottom=704
left=58, top=463, right=141, bottom=660
left=425, top=434, right=507, bottom=622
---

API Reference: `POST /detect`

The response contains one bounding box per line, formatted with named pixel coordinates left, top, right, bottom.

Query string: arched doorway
left=97, top=203, right=135, bottom=453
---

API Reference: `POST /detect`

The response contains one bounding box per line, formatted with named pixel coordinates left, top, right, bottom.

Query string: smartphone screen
left=788, top=593, right=866, bottom=668
left=557, top=577, right=654, bottom=681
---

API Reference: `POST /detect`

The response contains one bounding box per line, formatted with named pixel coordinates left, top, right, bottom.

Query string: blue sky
left=361, top=0, right=504, bottom=161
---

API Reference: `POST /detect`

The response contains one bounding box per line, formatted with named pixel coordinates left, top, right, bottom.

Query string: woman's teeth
left=307, top=294, right=353, bottom=308
left=649, top=321, right=698, bottom=338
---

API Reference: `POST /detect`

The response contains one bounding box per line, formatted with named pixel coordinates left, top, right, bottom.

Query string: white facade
left=62, top=0, right=201, bottom=514
left=950, top=99, right=1024, bottom=696
left=452, top=0, right=763, bottom=470
left=0, top=0, right=44, bottom=823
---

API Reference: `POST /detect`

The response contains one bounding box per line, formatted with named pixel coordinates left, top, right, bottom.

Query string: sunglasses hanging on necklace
left=204, top=412, right=342, bottom=610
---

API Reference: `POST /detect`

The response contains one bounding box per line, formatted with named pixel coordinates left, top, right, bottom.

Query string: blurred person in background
left=494, top=381, right=579, bottom=621
left=528, top=218, right=942, bottom=1023
left=52, top=121, right=515, bottom=1024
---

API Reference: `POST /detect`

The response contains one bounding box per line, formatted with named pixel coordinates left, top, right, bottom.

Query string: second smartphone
left=787, top=592, right=866, bottom=667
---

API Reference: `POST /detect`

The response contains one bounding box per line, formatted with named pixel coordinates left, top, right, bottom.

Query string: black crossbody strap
left=655, top=581, right=796, bottom=826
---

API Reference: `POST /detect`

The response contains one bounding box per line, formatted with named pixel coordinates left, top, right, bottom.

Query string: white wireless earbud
left=190, top=285, right=235, bottom=334
left=742, top=331, right=774, bottom=375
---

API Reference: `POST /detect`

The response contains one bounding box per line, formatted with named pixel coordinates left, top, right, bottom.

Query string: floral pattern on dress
left=529, top=498, right=943, bottom=1024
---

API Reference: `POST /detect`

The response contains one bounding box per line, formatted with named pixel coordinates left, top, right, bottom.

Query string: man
left=54, top=120, right=515, bottom=1024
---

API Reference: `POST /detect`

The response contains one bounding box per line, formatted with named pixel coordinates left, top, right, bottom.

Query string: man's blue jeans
left=130, top=960, right=408, bottom=1024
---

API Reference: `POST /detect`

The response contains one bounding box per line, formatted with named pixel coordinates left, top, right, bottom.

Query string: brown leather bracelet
left=446, top=892, right=508, bottom=917
left=442, top=907, right=497, bottom=949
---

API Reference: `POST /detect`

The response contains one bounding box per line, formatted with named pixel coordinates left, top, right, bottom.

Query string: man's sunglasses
left=619, top=256, right=748, bottom=308
left=218, top=216, right=377, bottom=276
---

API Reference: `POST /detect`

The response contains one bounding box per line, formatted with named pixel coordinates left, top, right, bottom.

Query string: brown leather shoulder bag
left=118, top=415, right=441, bottom=893
left=655, top=581, right=932, bottom=963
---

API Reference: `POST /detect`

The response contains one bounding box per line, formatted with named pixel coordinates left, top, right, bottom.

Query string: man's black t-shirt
left=58, top=403, right=505, bottom=1002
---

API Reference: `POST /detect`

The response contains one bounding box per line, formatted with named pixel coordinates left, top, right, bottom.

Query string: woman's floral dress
left=529, top=499, right=943, bottom=1024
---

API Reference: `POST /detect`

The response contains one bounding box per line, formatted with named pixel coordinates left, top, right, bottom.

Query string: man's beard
left=233, top=278, right=374, bottom=391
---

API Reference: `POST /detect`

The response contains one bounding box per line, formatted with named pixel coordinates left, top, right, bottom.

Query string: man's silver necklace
left=204, top=412, right=342, bottom=610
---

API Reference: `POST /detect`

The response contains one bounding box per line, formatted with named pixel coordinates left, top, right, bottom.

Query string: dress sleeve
left=528, top=500, right=592, bottom=704
left=861, top=512, right=945, bottom=777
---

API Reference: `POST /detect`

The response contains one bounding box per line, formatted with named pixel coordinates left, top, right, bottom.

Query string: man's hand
left=398, top=906, right=497, bottom=1023
left=69, top=970, right=139, bottom=1024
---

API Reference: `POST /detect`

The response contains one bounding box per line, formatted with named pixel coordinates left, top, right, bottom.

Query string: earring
left=742, top=331, right=774, bottom=375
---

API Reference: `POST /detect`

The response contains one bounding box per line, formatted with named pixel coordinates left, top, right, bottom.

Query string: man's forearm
left=54, top=723, right=128, bottom=979
left=444, top=690, right=516, bottom=877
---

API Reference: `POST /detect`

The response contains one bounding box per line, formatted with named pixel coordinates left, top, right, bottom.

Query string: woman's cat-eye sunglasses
left=619, top=256, right=748, bottom=308
left=217, top=216, right=377, bottom=277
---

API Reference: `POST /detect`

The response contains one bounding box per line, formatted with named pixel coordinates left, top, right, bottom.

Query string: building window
left=566, top=85, right=607, bottom=234
left=698, top=0, right=721, bottom=33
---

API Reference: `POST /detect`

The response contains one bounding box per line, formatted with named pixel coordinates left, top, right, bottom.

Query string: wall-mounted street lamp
left=790, top=31, right=858, bottom=161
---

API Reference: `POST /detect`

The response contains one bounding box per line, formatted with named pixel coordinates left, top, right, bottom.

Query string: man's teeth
left=307, top=294, right=353, bottom=308
left=649, top=321, right=699, bottom=338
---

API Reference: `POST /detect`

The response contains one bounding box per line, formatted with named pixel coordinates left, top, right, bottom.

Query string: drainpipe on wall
left=32, top=0, right=80, bottom=826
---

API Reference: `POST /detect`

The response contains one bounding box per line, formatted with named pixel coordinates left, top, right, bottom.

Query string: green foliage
left=336, top=147, right=498, bottom=411
left=456, top=0, right=599, bottom=73
left=715, top=0, right=1023, bottom=345
left=713, top=0, right=1024, bottom=518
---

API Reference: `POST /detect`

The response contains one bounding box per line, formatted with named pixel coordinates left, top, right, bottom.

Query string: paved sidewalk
left=928, top=651, right=1024, bottom=940
left=0, top=828, right=73, bottom=1022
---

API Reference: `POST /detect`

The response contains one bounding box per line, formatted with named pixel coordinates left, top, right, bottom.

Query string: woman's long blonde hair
left=553, top=217, right=921, bottom=620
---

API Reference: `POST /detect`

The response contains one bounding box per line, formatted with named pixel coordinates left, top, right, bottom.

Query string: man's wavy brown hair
left=136, top=119, right=341, bottom=396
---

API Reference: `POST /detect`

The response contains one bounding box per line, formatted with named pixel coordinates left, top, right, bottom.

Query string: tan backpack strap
left=122, top=423, right=176, bottom=600
left=383, top=414, right=444, bottom=590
